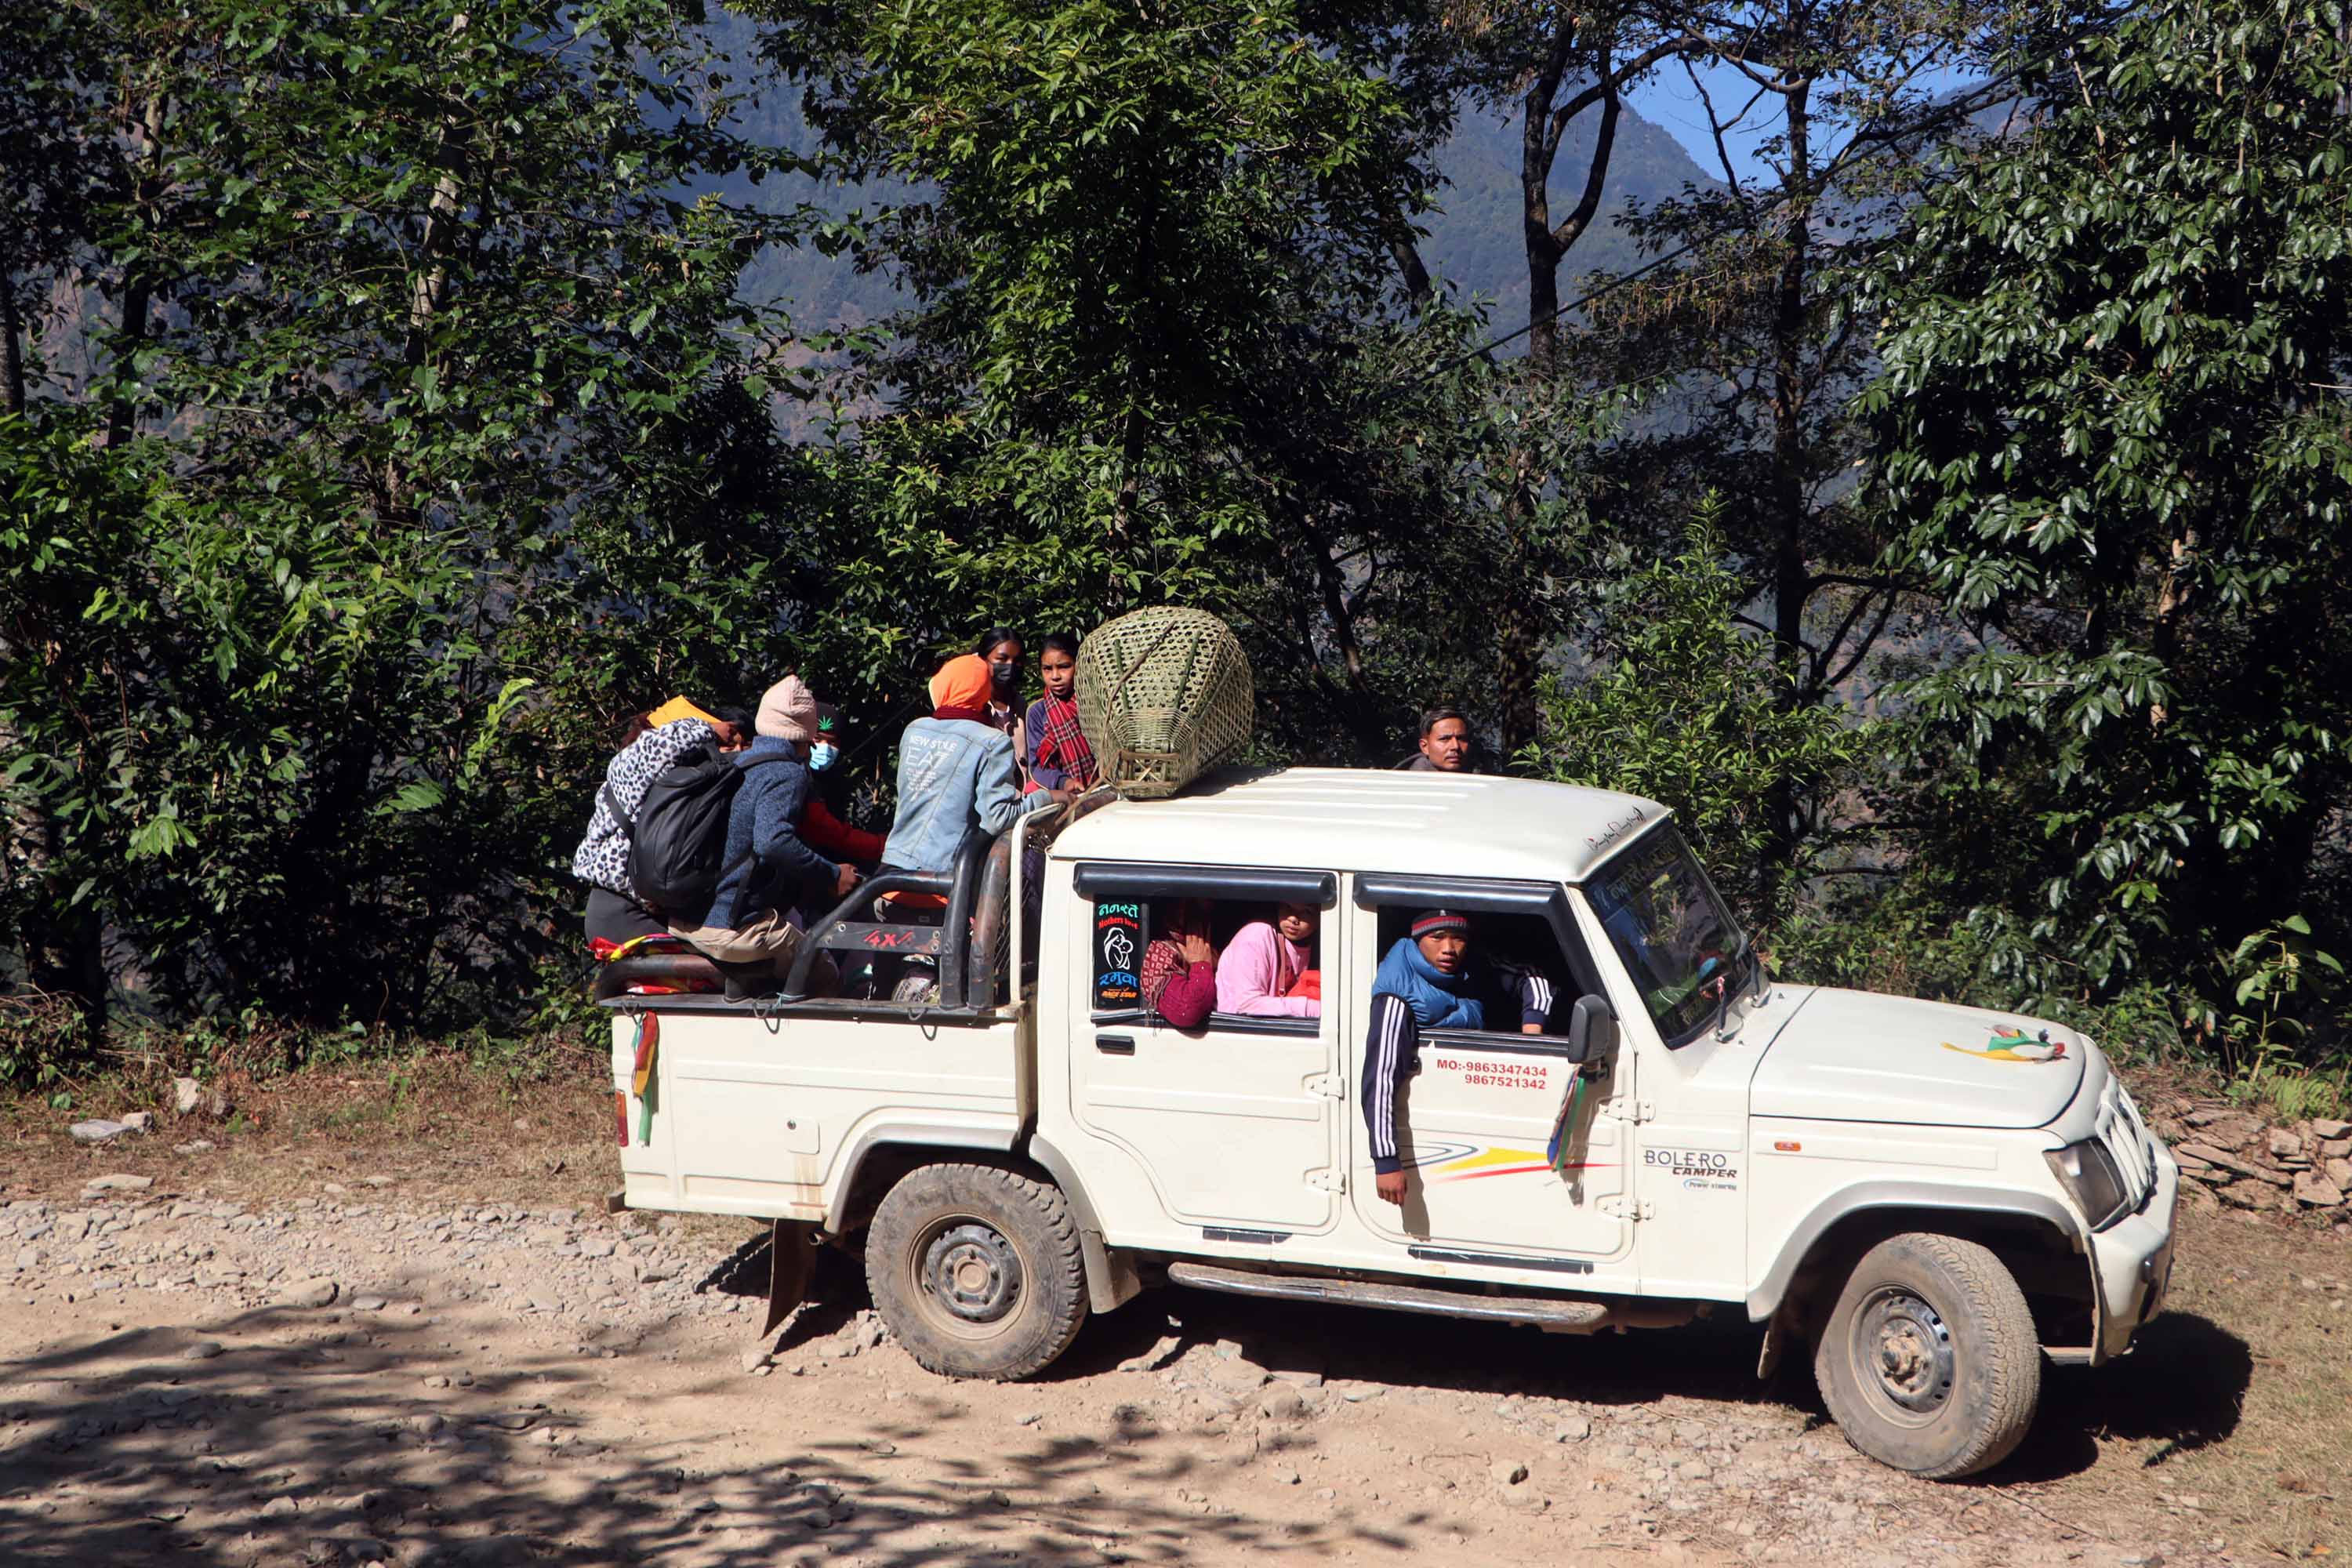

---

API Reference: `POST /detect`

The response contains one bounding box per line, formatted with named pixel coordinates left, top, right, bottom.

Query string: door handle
left=1096, top=1033, right=1136, bottom=1055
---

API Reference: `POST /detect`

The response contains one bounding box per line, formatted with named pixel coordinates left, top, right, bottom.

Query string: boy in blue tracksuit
left=1362, top=910, right=1553, bottom=1205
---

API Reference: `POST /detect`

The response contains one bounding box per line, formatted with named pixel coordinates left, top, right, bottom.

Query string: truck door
left=1066, top=864, right=1342, bottom=1233
left=1345, top=877, right=1635, bottom=1271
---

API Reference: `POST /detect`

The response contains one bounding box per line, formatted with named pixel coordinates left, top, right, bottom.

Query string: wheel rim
left=908, top=1215, right=1028, bottom=1341
left=1847, top=1284, right=1955, bottom=1425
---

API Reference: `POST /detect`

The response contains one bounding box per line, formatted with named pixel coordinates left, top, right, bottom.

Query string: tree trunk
left=1288, top=498, right=1397, bottom=754
left=1109, top=120, right=1163, bottom=550
left=104, top=88, right=170, bottom=449
left=1760, top=80, right=1817, bottom=906
left=1494, top=458, right=1545, bottom=762
left=1519, top=21, right=1574, bottom=375
left=24, top=799, right=109, bottom=1048
left=1768, top=82, right=1814, bottom=684
left=392, top=117, right=470, bottom=517
left=1494, top=27, right=1586, bottom=756
left=2147, top=527, right=2198, bottom=728
left=1, top=278, right=24, bottom=416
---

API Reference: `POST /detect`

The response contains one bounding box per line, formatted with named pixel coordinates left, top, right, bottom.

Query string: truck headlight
left=2045, top=1140, right=2130, bottom=1229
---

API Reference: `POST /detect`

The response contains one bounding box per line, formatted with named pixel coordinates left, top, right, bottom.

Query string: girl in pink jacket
left=1216, top=902, right=1322, bottom=1018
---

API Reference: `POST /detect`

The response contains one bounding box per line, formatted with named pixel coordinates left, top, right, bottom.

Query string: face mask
left=809, top=741, right=838, bottom=772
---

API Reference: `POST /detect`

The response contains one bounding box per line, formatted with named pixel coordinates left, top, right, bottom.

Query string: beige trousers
left=670, top=909, right=838, bottom=993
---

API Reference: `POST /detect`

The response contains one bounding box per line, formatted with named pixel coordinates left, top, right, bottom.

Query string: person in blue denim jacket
left=880, top=654, right=1069, bottom=873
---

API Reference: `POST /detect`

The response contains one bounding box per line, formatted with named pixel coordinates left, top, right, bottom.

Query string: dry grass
left=0, top=1044, right=622, bottom=1214
left=2037, top=1202, right=2351, bottom=1560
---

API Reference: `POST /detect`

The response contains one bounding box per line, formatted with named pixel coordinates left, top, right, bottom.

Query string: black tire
left=1813, top=1232, right=2042, bottom=1479
left=865, top=1163, right=1087, bottom=1381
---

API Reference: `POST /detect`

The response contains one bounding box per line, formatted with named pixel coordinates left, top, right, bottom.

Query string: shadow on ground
left=1992, top=1310, right=2252, bottom=1483
left=713, top=1218, right=2252, bottom=1479
left=8, top=1218, right=2260, bottom=1565
left=0, top=1291, right=1436, bottom=1567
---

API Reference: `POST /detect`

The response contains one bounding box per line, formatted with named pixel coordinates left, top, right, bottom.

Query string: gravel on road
left=0, top=1183, right=2270, bottom=1567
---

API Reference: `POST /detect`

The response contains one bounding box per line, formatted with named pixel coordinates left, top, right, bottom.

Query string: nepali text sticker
left=1094, top=902, right=1142, bottom=1011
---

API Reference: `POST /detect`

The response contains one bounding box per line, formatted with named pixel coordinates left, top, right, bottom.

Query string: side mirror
left=1564, top=993, right=1615, bottom=1064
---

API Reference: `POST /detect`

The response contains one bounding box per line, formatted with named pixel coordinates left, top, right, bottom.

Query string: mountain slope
left=1415, top=102, right=1715, bottom=324
left=708, top=7, right=1716, bottom=337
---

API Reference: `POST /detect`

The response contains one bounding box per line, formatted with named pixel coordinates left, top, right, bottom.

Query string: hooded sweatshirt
left=702, top=737, right=837, bottom=931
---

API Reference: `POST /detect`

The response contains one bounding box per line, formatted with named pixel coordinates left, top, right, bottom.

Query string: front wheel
left=1813, top=1232, right=2042, bottom=1479
left=866, top=1163, right=1087, bottom=1381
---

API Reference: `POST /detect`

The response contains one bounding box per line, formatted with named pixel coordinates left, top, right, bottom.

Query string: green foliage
left=2210, top=915, right=2345, bottom=1090
left=2, top=414, right=506, bottom=1017
left=0, top=0, right=797, bottom=1040
left=1862, top=0, right=2352, bottom=1061
left=0, top=986, right=86, bottom=1088
left=757, top=0, right=1608, bottom=759
left=1521, top=503, right=1875, bottom=928
left=5, top=0, right=2347, bottom=1120
left=1561, top=0, right=2051, bottom=892
left=0, top=0, right=121, bottom=410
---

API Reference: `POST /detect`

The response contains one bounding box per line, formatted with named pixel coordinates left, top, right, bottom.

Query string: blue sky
left=1628, top=57, right=1980, bottom=185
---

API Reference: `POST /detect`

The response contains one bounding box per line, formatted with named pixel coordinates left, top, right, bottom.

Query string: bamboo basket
left=1075, top=607, right=1254, bottom=799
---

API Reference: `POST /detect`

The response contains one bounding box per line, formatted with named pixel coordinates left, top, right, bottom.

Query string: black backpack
left=604, top=748, right=785, bottom=920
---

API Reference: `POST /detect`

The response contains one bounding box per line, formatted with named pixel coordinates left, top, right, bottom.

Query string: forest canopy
left=2, top=0, right=2347, bottom=1105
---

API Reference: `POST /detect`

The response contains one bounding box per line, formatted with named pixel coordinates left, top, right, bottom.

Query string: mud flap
left=1758, top=1295, right=1805, bottom=1378
left=760, top=1219, right=819, bottom=1339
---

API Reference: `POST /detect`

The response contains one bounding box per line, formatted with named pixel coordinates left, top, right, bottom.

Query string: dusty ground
left=2, top=1064, right=2346, bottom=1567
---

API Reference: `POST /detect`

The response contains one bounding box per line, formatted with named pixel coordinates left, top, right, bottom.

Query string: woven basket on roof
left=1075, top=607, right=1254, bottom=799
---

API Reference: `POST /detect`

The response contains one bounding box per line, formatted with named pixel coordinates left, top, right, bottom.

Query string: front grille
left=2098, top=1083, right=2158, bottom=1212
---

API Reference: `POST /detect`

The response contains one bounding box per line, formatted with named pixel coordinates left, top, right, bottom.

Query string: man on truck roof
left=1363, top=909, right=1553, bottom=1205
left=1400, top=706, right=1479, bottom=773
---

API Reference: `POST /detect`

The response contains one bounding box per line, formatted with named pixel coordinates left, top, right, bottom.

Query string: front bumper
left=2088, top=1138, right=2180, bottom=1363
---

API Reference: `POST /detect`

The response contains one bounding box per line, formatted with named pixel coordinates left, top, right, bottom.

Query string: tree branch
left=1684, top=54, right=1748, bottom=200
left=1820, top=590, right=1900, bottom=694
left=1547, top=37, right=1710, bottom=155
left=1549, top=70, right=1623, bottom=254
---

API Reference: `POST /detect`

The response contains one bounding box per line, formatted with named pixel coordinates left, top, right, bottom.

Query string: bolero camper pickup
left=597, top=769, right=2178, bottom=1479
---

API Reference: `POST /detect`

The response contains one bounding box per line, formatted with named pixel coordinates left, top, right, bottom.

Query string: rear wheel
left=1813, top=1232, right=2041, bottom=1479
left=866, top=1163, right=1087, bottom=1381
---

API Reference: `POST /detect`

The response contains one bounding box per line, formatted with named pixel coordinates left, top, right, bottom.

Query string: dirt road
left=1, top=1145, right=2323, bottom=1568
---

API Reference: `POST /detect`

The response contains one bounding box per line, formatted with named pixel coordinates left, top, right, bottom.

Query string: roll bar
left=781, top=827, right=1001, bottom=1008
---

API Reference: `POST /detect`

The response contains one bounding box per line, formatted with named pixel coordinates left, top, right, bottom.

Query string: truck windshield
left=1585, top=824, right=1748, bottom=1047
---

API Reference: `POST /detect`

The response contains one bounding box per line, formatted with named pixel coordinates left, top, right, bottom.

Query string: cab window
left=1076, top=866, right=1334, bottom=1032
left=1586, top=824, right=1747, bottom=1047
left=1364, top=902, right=1581, bottom=1034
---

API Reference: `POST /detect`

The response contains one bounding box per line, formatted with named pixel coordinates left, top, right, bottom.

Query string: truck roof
left=1048, top=768, right=1671, bottom=884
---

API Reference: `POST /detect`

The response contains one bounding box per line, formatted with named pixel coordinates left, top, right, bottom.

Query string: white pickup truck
left=597, top=769, right=2178, bottom=1479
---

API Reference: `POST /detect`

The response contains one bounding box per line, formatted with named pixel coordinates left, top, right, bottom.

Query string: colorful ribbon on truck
left=626, top=1012, right=659, bottom=1146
